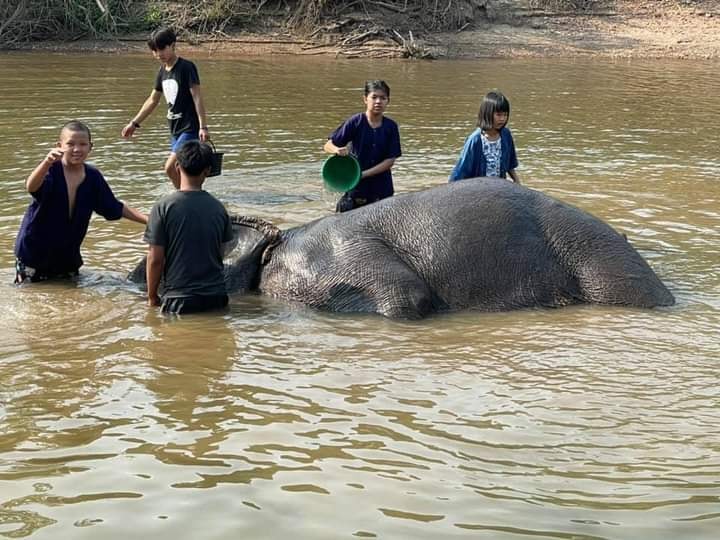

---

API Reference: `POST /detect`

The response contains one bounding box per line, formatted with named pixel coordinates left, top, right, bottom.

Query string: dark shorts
left=170, top=131, right=199, bottom=153
left=14, top=258, right=78, bottom=284
left=161, top=294, right=229, bottom=315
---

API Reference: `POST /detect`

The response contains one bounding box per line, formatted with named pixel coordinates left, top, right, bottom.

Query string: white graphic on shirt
left=162, top=79, right=183, bottom=120
left=481, top=133, right=502, bottom=177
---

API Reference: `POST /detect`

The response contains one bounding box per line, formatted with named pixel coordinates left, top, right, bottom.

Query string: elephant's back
left=264, top=179, right=674, bottom=312
left=367, top=179, right=673, bottom=309
left=365, top=179, right=571, bottom=310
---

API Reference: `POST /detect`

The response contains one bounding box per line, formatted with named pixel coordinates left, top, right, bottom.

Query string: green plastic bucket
left=322, top=155, right=361, bottom=192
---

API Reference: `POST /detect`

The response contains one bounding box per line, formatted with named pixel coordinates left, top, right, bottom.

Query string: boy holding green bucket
left=323, top=80, right=402, bottom=213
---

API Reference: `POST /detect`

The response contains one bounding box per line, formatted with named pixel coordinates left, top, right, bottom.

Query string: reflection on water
left=0, top=53, right=719, bottom=539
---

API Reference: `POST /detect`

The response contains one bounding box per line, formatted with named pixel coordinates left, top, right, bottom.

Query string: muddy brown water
left=0, top=53, right=718, bottom=539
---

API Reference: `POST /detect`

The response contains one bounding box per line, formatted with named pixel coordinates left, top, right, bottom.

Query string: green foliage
left=1, top=0, right=149, bottom=47
left=144, top=2, right=165, bottom=27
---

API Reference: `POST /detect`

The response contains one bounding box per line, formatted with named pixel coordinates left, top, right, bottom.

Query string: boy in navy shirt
left=121, top=27, right=210, bottom=188
left=14, top=121, right=147, bottom=283
left=324, top=80, right=402, bottom=212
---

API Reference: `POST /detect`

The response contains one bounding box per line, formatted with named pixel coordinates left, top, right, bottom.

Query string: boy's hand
left=121, top=123, right=137, bottom=138
left=44, top=149, right=64, bottom=165
left=336, top=146, right=349, bottom=157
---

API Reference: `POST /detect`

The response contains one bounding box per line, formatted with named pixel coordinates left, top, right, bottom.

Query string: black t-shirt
left=154, top=57, right=201, bottom=137
left=144, top=190, right=234, bottom=298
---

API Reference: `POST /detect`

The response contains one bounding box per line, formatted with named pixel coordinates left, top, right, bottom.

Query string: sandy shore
left=435, top=0, right=720, bottom=60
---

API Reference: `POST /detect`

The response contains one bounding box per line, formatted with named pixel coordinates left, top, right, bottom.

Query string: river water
left=0, top=52, right=718, bottom=539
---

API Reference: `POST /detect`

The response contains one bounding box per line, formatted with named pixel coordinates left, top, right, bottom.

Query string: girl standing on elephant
left=324, top=80, right=402, bottom=213
left=449, top=90, right=521, bottom=184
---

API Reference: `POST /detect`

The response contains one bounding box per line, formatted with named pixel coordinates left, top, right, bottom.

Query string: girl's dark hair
left=61, top=120, right=92, bottom=143
left=364, top=80, right=390, bottom=98
left=477, top=91, right=510, bottom=130
left=147, top=27, right=176, bottom=51
left=176, top=140, right=213, bottom=176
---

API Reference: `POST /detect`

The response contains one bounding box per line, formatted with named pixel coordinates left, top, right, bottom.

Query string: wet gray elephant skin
left=129, top=178, right=675, bottom=319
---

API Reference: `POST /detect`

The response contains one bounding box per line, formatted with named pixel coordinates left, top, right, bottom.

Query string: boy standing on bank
left=14, top=121, right=147, bottom=283
left=121, top=27, right=209, bottom=188
left=145, top=141, right=233, bottom=315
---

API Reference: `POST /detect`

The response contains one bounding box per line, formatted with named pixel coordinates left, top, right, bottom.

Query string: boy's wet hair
left=477, top=91, right=511, bottom=131
left=364, top=80, right=390, bottom=98
left=61, top=120, right=92, bottom=143
left=176, top=140, right=213, bottom=176
left=147, top=27, right=176, bottom=51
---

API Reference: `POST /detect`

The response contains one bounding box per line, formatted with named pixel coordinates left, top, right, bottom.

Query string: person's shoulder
left=155, top=189, right=183, bottom=205
left=334, top=112, right=363, bottom=133
left=382, top=115, right=399, bottom=128
left=177, top=57, right=198, bottom=69
left=203, top=190, right=227, bottom=207
left=197, top=192, right=228, bottom=218
left=467, top=127, right=483, bottom=140
left=342, top=112, right=362, bottom=124
left=84, top=161, right=102, bottom=173
left=84, top=162, right=108, bottom=183
left=500, top=126, right=516, bottom=142
left=149, top=191, right=180, bottom=215
left=35, top=161, right=63, bottom=191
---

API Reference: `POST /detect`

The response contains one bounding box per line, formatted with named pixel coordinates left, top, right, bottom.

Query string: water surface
left=0, top=52, right=718, bottom=540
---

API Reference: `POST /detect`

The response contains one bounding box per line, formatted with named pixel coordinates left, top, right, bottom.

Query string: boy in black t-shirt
left=144, top=141, right=233, bottom=315
left=121, top=27, right=210, bottom=189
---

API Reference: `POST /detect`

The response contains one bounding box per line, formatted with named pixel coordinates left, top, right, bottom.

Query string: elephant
left=128, top=178, right=675, bottom=319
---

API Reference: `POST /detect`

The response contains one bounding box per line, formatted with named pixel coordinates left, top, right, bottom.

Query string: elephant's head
left=126, top=215, right=282, bottom=295
left=223, top=215, right=282, bottom=293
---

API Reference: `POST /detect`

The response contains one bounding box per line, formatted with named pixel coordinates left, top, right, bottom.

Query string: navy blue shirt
left=449, top=127, right=518, bottom=181
left=329, top=113, right=402, bottom=201
left=14, top=162, right=124, bottom=274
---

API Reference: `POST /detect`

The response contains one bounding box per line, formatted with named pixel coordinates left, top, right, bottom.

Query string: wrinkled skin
left=129, top=179, right=675, bottom=319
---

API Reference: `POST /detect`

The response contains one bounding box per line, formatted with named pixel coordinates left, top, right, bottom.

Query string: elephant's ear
left=127, top=256, right=148, bottom=289
left=228, top=215, right=283, bottom=265
left=224, top=215, right=284, bottom=293
left=127, top=255, right=169, bottom=295
left=230, top=215, right=281, bottom=243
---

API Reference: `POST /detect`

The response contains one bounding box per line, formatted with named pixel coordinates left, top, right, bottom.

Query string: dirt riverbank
left=14, top=1, right=720, bottom=60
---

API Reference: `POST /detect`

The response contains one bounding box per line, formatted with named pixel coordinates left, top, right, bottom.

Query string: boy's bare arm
left=122, top=90, right=162, bottom=138
left=361, top=157, right=396, bottom=179
left=26, top=148, right=64, bottom=193
left=508, top=169, right=521, bottom=184
left=121, top=203, right=148, bottom=225
left=190, top=84, right=209, bottom=142
left=146, top=244, right=165, bottom=307
left=324, top=139, right=349, bottom=156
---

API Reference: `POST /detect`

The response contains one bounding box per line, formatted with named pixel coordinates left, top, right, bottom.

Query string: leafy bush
left=0, top=0, right=149, bottom=47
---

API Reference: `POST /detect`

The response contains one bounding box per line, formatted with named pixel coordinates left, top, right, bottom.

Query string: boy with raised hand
left=121, top=27, right=210, bottom=188
left=145, top=141, right=233, bottom=315
left=14, top=120, right=148, bottom=284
